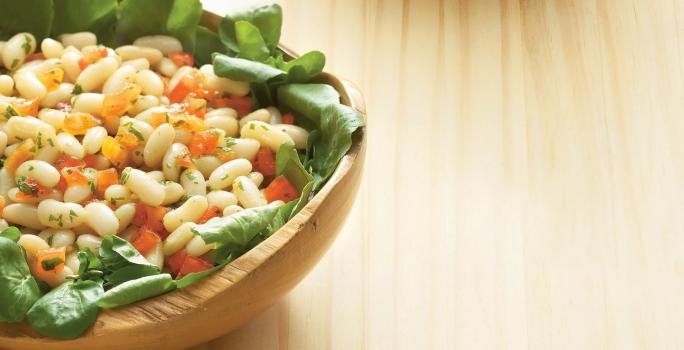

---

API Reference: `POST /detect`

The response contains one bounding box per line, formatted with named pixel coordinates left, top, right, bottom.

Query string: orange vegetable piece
left=10, top=98, right=40, bottom=116
left=169, top=113, right=204, bottom=132
left=216, top=147, right=236, bottom=162
left=60, top=167, right=89, bottom=186
left=0, top=196, right=5, bottom=216
left=83, top=154, right=99, bottom=168
left=185, top=97, right=207, bottom=118
left=4, top=139, right=35, bottom=174
left=169, top=51, right=194, bottom=67
left=101, top=136, right=129, bottom=168
left=145, top=206, right=171, bottom=239
left=63, top=112, right=100, bottom=135
left=25, top=52, right=45, bottom=62
left=34, top=247, right=66, bottom=280
left=166, top=249, right=188, bottom=276
left=78, top=47, right=107, bottom=70
left=253, top=147, right=276, bottom=177
left=54, top=155, right=85, bottom=171
left=176, top=255, right=213, bottom=279
left=132, top=226, right=161, bottom=256
left=188, top=130, right=219, bottom=157
left=37, top=68, right=64, bottom=91
left=101, top=84, right=142, bottom=119
left=264, top=176, right=299, bottom=203
left=198, top=206, right=222, bottom=224
left=282, top=113, right=294, bottom=124
left=210, top=96, right=252, bottom=116
left=96, top=168, right=118, bottom=194
left=167, top=69, right=202, bottom=103
left=149, top=111, right=169, bottom=128
left=175, top=153, right=194, bottom=169
left=133, top=203, right=148, bottom=226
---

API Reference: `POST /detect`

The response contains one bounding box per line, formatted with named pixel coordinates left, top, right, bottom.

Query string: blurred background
left=198, top=0, right=684, bottom=349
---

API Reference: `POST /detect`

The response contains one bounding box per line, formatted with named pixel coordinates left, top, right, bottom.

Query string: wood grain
left=196, top=0, right=684, bottom=349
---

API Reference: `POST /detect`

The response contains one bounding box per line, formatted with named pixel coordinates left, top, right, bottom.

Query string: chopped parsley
left=3, top=105, right=18, bottom=119
left=47, top=236, right=54, bottom=246
left=28, top=165, right=34, bottom=171
left=16, top=176, right=35, bottom=195
left=109, top=196, right=125, bottom=206
left=21, top=34, right=32, bottom=55
left=69, top=209, right=78, bottom=222
left=260, top=125, right=269, bottom=131
left=235, top=179, right=245, bottom=191
left=72, top=84, right=83, bottom=95
left=249, top=123, right=256, bottom=130
left=41, top=257, right=64, bottom=271
left=48, top=214, right=64, bottom=227
left=120, top=168, right=130, bottom=184
left=47, top=138, right=55, bottom=147
left=11, top=58, right=19, bottom=69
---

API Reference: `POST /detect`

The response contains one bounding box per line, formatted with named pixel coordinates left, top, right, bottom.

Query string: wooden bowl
left=0, top=10, right=367, bottom=350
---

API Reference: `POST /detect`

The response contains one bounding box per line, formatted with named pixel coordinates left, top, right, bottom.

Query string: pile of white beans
left=0, top=32, right=309, bottom=287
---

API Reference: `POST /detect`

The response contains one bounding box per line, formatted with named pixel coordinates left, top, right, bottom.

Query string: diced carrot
left=37, top=68, right=64, bottom=91
left=10, top=98, right=40, bottom=116
left=198, top=206, right=222, bottom=224
left=210, top=96, right=252, bottom=116
left=169, top=51, right=194, bottom=67
left=34, top=247, right=66, bottom=280
left=253, top=147, right=276, bottom=177
left=83, top=154, right=99, bottom=168
left=63, top=112, right=100, bottom=135
left=175, top=153, right=194, bottom=169
left=101, top=84, right=142, bottom=119
left=188, top=130, right=219, bottom=157
left=264, top=176, right=299, bottom=203
left=4, top=139, right=35, bottom=174
left=60, top=167, right=89, bottom=186
left=78, top=47, right=107, bottom=70
left=282, top=113, right=294, bottom=124
left=101, top=136, right=129, bottom=168
left=176, top=255, right=213, bottom=279
left=145, top=206, right=171, bottom=239
left=167, top=69, right=202, bottom=103
left=96, top=168, right=118, bottom=194
left=185, top=97, right=207, bottom=118
left=25, top=52, right=45, bottom=62
left=0, top=196, right=5, bottom=216
left=166, top=249, right=187, bottom=276
left=132, top=226, right=161, bottom=256
left=132, top=203, right=148, bottom=226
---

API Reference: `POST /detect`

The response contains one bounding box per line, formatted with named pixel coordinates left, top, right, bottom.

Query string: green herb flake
left=72, top=84, right=83, bottom=95
left=21, top=34, right=32, bottom=55
left=40, top=257, right=64, bottom=271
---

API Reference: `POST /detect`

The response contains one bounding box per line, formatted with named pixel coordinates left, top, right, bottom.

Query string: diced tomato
left=176, top=255, right=213, bottom=279
left=55, top=102, right=72, bottom=113
left=145, top=206, right=171, bottom=239
left=16, top=178, right=51, bottom=199
left=101, top=136, right=129, bottom=168
left=78, top=47, right=107, bottom=70
left=63, top=112, right=100, bottom=135
left=101, top=84, right=142, bottom=119
left=34, top=247, right=66, bottom=281
left=198, top=206, right=222, bottom=224
left=60, top=167, right=89, bottom=186
left=282, top=113, right=294, bottom=124
left=264, top=176, right=299, bottom=203
left=167, top=69, right=202, bottom=103
left=83, top=154, right=99, bottom=168
left=175, top=153, right=194, bottom=169
left=253, top=147, right=276, bottom=177
left=132, top=203, right=148, bottom=226
left=10, top=98, right=40, bottom=116
left=188, top=130, right=219, bottom=157
left=210, top=96, right=252, bottom=116
left=169, top=51, right=194, bottom=67
left=55, top=176, right=68, bottom=193
left=132, top=226, right=161, bottom=255
left=37, top=68, right=64, bottom=91
left=4, top=139, right=35, bottom=174
left=166, top=249, right=188, bottom=276
left=185, top=97, right=207, bottom=118
left=54, top=155, right=85, bottom=171
left=25, top=52, right=45, bottom=62
left=96, top=168, right=118, bottom=194
left=0, top=196, right=5, bottom=216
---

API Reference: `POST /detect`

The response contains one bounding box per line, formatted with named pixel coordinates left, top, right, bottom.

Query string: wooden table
left=197, top=0, right=684, bottom=348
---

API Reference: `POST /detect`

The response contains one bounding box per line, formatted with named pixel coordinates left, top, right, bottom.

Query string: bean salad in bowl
left=0, top=0, right=363, bottom=340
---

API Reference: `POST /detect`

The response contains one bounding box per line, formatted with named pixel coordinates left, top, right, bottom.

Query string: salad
left=0, top=0, right=363, bottom=340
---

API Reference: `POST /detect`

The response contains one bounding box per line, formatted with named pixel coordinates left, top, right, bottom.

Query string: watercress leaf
left=27, top=280, right=103, bottom=339
left=116, top=0, right=203, bottom=52
left=276, top=84, right=340, bottom=126
left=235, top=21, right=270, bottom=62
left=276, top=143, right=313, bottom=192
left=0, top=237, right=41, bottom=322
left=0, top=0, right=53, bottom=41
left=218, top=3, right=282, bottom=54
left=51, top=0, right=117, bottom=43
left=0, top=226, right=21, bottom=242
left=77, top=248, right=101, bottom=276
left=99, top=236, right=157, bottom=271
left=268, top=199, right=298, bottom=233
left=99, top=274, right=175, bottom=309
left=194, top=25, right=226, bottom=66
left=309, top=104, right=365, bottom=189
left=176, top=261, right=228, bottom=288
left=105, top=264, right=160, bottom=288
left=284, top=51, right=326, bottom=83
left=213, top=53, right=286, bottom=84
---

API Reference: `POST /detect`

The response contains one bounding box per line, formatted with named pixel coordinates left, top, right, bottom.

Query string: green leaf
left=51, top=0, right=117, bottom=43
left=99, top=236, right=154, bottom=271
left=0, top=226, right=21, bottom=242
left=309, top=104, right=364, bottom=189
left=176, top=261, right=228, bottom=288
left=218, top=3, right=282, bottom=54
left=105, top=264, right=160, bottom=288
left=283, top=51, right=326, bottom=83
left=194, top=25, right=226, bottom=66
left=274, top=143, right=314, bottom=220
left=276, top=84, right=340, bottom=126
left=27, top=280, right=103, bottom=339
left=192, top=203, right=280, bottom=261
left=235, top=21, right=270, bottom=62
left=0, top=0, right=53, bottom=41
left=116, top=0, right=203, bottom=52
left=99, top=274, right=176, bottom=309
left=0, top=237, right=41, bottom=322
left=213, top=53, right=286, bottom=84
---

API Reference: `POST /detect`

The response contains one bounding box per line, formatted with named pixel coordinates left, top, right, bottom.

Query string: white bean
left=162, top=222, right=195, bottom=256
left=60, top=32, right=97, bottom=49
left=162, top=143, right=190, bottom=181
left=102, top=65, right=137, bottom=95
left=180, top=168, right=206, bottom=196
left=185, top=235, right=215, bottom=257
left=0, top=75, right=14, bottom=96
left=133, top=35, right=183, bottom=55
left=61, top=51, right=83, bottom=82
left=0, top=219, right=7, bottom=231
left=134, top=105, right=167, bottom=124
left=130, top=144, right=145, bottom=167
left=199, top=64, right=250, bottom=97
left=266, top=106, right=282, bottom=124
left=15, top=160, right=60, bottom=187
left=0, top=168, right=14, bottom=198
left=173, top=129, right=192, bottom=145
left=37, top=109, right=66, bottom=129
left=119, top=116, right=153, bottom=141
left=247, top=172, right=264, bottom=188
left=56, top=132, right=85, bottom=158
left=41, top=38, right=64, bottom=59
left=204, top=115, right=239, bottom=137
left=82, top=126, right=108, bottom=154
left=230, top=138, right=260, bottom=161
left=17, top=234, right=49, bottom=257
left=3, top=143, right=18, bottom=157
left=144, top=123, right=175, bottom=168
left=208, top=158, right=252, bottom=190
left=63, top=184, right=92, bottom=203
left=135, top=69, right=164, bottom=96
left=233, top=176, right=267, bottom=208
left=207, top=190, right=238, bottom=210
left=13, top=70, right=47, bottom=100
left=2, top=33, right=36, bottom=70
left=206, top=108, right=238, bottom=119
left=115, top=45, right=162, bottom=65
left=76, top=56, right=118, bottom=92
left=84, top=202, right=119, bottom=237
left=0, top=130, right=7, bottom=154
left=239, top=109, right=271, bottom=128
left=71, top=92, right=104, bottom=115
left=122, top=167, right=164, bottom=206
left=161, top=181, right=184, bottom=205
left=275, top=124, right=309, bottom=149
left=114, top=202, right=136, bottom=233
left=163, top=195, right=208, bottom=232
left=128, top=95, right=160, bottom=116
left=146, top=170, right=165, bottom=182
left=4, top=203, right=46, bottom=230
left=76, top=233, right=102, bottom=253
left=5, top=116, right=55, bottom=141
left=240, top=121, right=294, bottom=153
left=121, top=58, right=150, bottom=71
left=156, top=57, right=178, bottom=77
left=166, top=66, right=192, bottom=94
left=193, top=156, right=222, bottom=178
left=41, top=83, right=74, bottom=108
left=39, top=229, right=76, bottom=249
left=223, top=204, right=244, bottom=217
left=65, top=251, right=80, bottom=272
left=37, top=199, right=86, bottom=228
